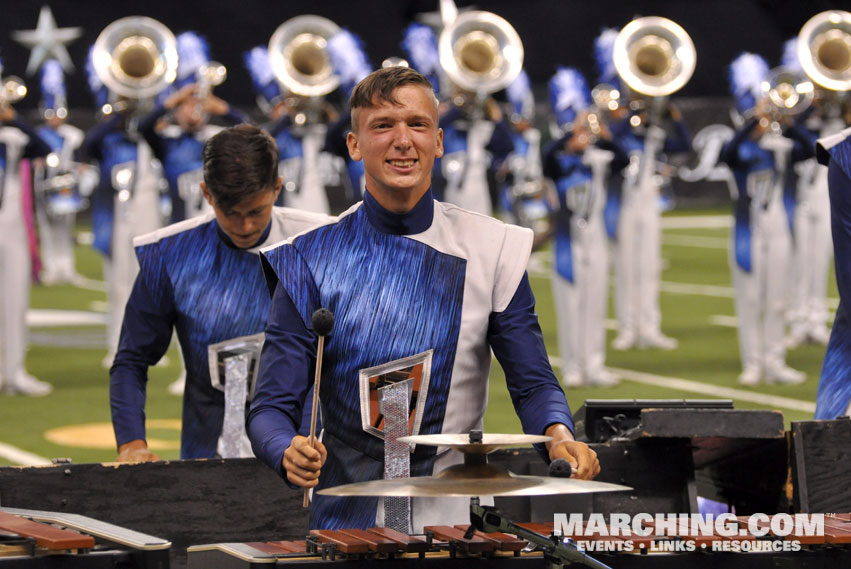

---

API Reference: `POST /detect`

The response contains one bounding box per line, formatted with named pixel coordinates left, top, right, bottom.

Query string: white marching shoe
left=587, top=368, right=620, bottom=387
left=765, top=364, right=806, bottom=385
left=9, top=371, right=53, bottom=396
left=638, top=332, right=678, bottom=351
left=612, top=332, right=636, bottom=351
left=561, top=372, right=585, bottom=388
left=737, top=367, right=762, bottom=386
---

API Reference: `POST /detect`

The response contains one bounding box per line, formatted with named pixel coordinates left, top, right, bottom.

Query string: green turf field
left=0, top=210, right=835, bottom=466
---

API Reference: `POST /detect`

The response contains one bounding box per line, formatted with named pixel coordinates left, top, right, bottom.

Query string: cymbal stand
left=467, top=500, right=613, bottom=569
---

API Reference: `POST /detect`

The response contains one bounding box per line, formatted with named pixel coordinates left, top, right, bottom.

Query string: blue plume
left=401, top=23, right=441, bottom=94
left=549, top=66, right=591, bottom=128
left=729, top=52, right=769, bottom=113
left=506, top=70, right=534, bottom=120
left=176, top=31, right=210, bottom=86
left=594, top=28, right=619, bottom=85
left=85, top=45, right=109, bottom=108
left=328, top=28, right=373, bottom=99
left=243, top=46, right=281, bottom=103
left=782, top=38, right=803, bottom=73
left=40, top=59, right=67, bottom=110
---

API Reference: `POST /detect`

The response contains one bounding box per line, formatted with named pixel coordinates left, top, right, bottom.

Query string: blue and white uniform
left=267, top=117, right=338, bottom=214
left=138, top=103, right=245, bottom=222
left=34, top=123, right=89, bottom=284
left=0, top=118, right=51, bottom=393
left=815, top=126, right=851, bottom=418
left=544, top=133, right=627, bottom=386
left=610, top=112, right=691, bottom=349
left=111, top=207, right=328, bottom=458
left=83, top=113, right=163, bottom=365
left=248, top=189, right=573, bottom=530
left=437, top=108, right=514, bottom=215
left=721, top=118, right=812, bottom=384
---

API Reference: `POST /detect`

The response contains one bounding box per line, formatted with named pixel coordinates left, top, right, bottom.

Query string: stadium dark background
left=1, top=0, right=847, bottom=203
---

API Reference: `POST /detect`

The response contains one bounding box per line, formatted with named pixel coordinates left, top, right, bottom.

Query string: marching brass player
left=783, top=37, right=848, bottom=348
left=499, top=70, right=543, bottom=224
left=138, top=32, right=246, bottom=224
left=544, top=67, right=627, bottom=388
left=721, top=53, right=813, bottom=386
left=248, top=66, right=598, bottom=532
left=244, top=16, right=347, bottom=215
left=0, top=60, right=53, bottom=395
left=603, top=20, right=693, bottom=352
left=33, top=60, right=94, bottom=285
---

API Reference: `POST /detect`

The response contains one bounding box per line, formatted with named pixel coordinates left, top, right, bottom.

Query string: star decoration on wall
left=12, top=6, right=83, bottom=76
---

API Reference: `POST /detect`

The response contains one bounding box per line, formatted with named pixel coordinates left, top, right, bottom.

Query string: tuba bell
left=438, top=10, right=524, bottom=97
left=267, top=15, right=341, bottom=99
left=612, top=16, right=696, bottom=99
left=92, top=16, right=178, bottom=102
left=761, top=67, right=814, bottom=118
left=797, top=10, right=851, bottom=92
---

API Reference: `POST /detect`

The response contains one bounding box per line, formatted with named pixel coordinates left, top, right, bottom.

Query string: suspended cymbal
left=398, top=433, right=552, bottom=454
left=317, top=463, right=631, bottom=498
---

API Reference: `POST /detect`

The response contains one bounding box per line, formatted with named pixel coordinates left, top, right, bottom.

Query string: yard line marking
left=709, top=314, right=738, bottom=328
left=660, top=281, right=735, bottom=298
left=544, top=355, right=816, bottom=413
left=0, top=441, right=51, bottom=466
left=27, top=309, right=109, bottom=327
left=661, top=215, right=731, bottom=229
left=608, top=367, right=816, bottom=413
left=662, top=234, right=729, bottom=249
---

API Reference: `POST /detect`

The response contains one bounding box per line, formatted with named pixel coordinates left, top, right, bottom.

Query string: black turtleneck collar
left=362, top=188, right=434, bottom=235
left=214, top=218, right=273, bottom=250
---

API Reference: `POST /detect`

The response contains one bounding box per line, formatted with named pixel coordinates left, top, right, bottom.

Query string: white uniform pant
left=613, top=184, right=662, bottom=338
left=443, top=120, right=494, bottom=217
left=551, top=217, right=609, bottom=379
left=730, top=199, right=791, bottom=372
left=0, top=203, right=31, bottom=387
left=789, top=164, right=832, bottom=335
left=284, top=126, right=330, bottom=215
left=36, top=209, right=76, bottom=283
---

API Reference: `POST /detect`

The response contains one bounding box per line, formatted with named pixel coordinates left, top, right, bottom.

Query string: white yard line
left=608, top=367, right=816, bottom=414
left=661, top=215, right=731, bottom=229
left=544, top=354, right=816, bottom=413
left=0, top=441, right=51, bottom=466
left=662, top=234, right=729, bottom=249
left=27, top=309, right=109, bottom=327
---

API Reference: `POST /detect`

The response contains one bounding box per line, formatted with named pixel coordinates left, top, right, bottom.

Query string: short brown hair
left=349, top=66, right=438, bottom=131
left=202, top=124, right=279, bottom=210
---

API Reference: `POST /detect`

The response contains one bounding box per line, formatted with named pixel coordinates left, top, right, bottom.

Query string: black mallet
left=303, top=308, right=334, bottom=507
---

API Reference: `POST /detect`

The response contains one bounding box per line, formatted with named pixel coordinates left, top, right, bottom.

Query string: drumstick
left=304, top=308, right=335, bottom=508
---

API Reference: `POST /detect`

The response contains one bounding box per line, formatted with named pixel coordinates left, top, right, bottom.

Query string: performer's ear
left=200, top=182, right=214, bottom=206
left=347, top=132, right=363, bottom=162
left=435, top=127, right=444, bottom=158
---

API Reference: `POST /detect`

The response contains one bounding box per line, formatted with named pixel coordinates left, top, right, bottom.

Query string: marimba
left=0, top=507, right=170, bottom=568
left=187, top=516, right=851, bottom=569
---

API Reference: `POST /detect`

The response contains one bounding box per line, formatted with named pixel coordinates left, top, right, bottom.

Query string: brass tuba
left=612, top=16, right=696, bottom=99
left=91, top=16, right=178, bottom=101
left=267, top=15, right=341, bottom=98
left=761, top=67, right=814, bottom=117
left=797, top=10, right=851, bottom=92
left=438, top=10, right=524, bottom=97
